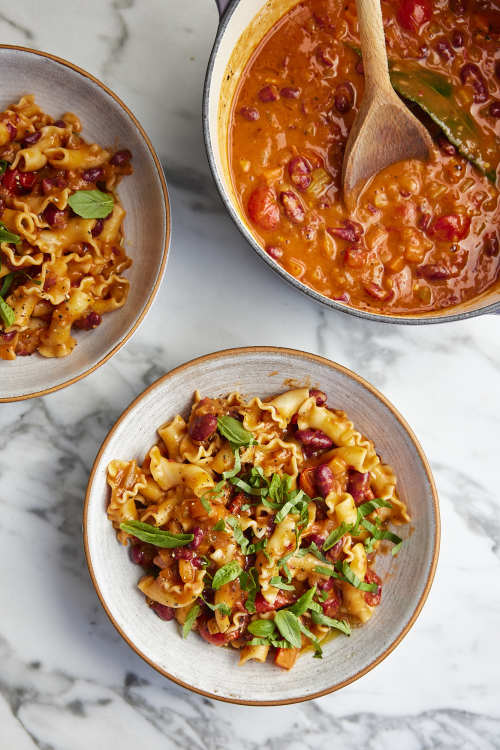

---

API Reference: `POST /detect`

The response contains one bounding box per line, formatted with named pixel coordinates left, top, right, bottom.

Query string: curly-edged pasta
left=106, top=386, right=410, bottom=669
left=0, top=95, right=132, bottom=360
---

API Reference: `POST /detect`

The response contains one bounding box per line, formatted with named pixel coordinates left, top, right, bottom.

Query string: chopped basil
left=222, top=448, right=242, bottom=479
left=119, top=520, right=194, bottom=548
left=226, top=516, right=252, bottom=554
left=288, top=585, right=317, bottom=616
left=270, top=575, right=295, bottom=591
left=239, top=567, right=259, bottom=613
left=182, top=604, right=201, bottom=638
left=298, top=541, right=328, bottom=562
left=230, top=477, right=264, bottom=496
left=311, top=610, right=351, bottom=635
left=0, top=297, right=15, bottom=327
left=357, top=498, right=393, bottom=517
left=68, top=189, right=114, bottom=219
left=217, top=416, right=256, bottom=448
left=0, top=160, right=9, bottom=175
left=201, top=597, right=231, bottom=617
left=0, top=222, right=21, bottom=245
left=213, top=519, right=226, bottom=532
left=323, top=522, right=352, bottom=551
left=340, top=561, right=378, bottom=592
left=200, top=495, right=212, bottom=514
left=212, top=560, right=242, bottom=590
left=274, top=610, right=302, bottom=649
left=313, top=564, right=337, bottom=577
left=298, top=619, right=323, bottom=658
left=361, top=517, right=403, bottom=553
left=248, top=619, right=276, bottom=638
left=240, top=503, right=251, bottom=512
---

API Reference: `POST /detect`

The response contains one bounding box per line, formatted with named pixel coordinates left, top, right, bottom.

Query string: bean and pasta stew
left=229, top=0, right=500, bottom=314
left=0, top=96, right=132, bottom=359
left=107, top=387, right=409, bottom=669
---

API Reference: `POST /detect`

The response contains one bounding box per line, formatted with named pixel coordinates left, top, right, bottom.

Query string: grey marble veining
left=1, top=0, right=499, bottom=747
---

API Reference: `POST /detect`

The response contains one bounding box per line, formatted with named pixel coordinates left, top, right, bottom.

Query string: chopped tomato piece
left=397, top=0, right=432, bottom=31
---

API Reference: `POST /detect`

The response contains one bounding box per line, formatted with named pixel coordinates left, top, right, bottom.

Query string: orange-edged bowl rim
left=0, top=44, right=171, bottom=403
left=83, top=345, right=440, bottom=705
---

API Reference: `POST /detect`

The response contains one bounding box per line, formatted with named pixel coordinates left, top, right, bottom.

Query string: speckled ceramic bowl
left=0, top=45, right=170, bottom=402
left=84, top=347, right=439, bottom=705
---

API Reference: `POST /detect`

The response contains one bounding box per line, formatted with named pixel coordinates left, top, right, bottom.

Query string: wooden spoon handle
left=355, top=0, right=392, bottom=96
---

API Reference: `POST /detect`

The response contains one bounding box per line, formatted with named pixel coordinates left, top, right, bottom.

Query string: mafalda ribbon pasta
left=107, top=387, right=410, bottom=669
left=0, top=96, right=132, bottom=359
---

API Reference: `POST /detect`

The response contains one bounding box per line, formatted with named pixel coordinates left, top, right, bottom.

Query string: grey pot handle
left=215, top=0, right=232, bottom=17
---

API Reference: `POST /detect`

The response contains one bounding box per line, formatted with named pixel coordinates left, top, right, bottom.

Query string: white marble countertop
left=1, top=1, right=499, bottom=748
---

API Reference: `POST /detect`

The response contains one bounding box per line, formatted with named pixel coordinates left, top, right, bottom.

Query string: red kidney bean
left=0, top=197, right=4, bottom=218
left=397, top=0, right=432, bottom=30
left=314, top=464, right=334, bottom=497
left=83, top=167, right=104, bottom=183
left=327, top=219, right=363, bottom=243
left=288, top=156, right=312, bottom=191
left=450, top=0, right=466, bottom=13
left=326, top=539, right=344, bottom=563
left=418, top=212, right=432, bottom=232
left=227, top=492, right=245, bottom=515
left=91, top=218, right=104, bottom=238
left=434, top=37, right=454, bottom=61
left=334, top=82, right=354, bottom=114
left=248, top=186, right=280, bottom=230
left=355, top=59, right=364, bottom=75
left=239, top=106, right=260, bottom=121
left=18, top=171, right=37, bottom=191
left=484, top=234, right=499, bottom=257
left=266, top=245, right=283, bottom=260
left=295, top=428, right=333, bottom=455
left=321, top=590, right=341, bottom=617
left=460, top=63, right=488, bottom=103
left=189, top=413, right=218, bottom=442
left=110, top=149, right=132, bottom=166
left=43, top=274, right=57, bottom=292
left=54, top=119, right=66, bottom=128
left=316, top=45, right=336, bottom=67
left=416, top=264, right=451, bottom=280
left=22, top=130, right=42, bottom=147
left=151, top=602, right=175, bottom=621
left=431, top=213, right=471, bottom=241
left=307, top=533, right=326, bottom=548
left=41, top=178, right=55, bottom=195
left=364, top=569, right=382, bottom=606
left=347, top=470, right=372, bottom=505
left=43, top=203, right=66, bottom=228
left=309, top=388, right=327, bottom=406
left=489, top=101, right=500, bottom=118
left=280, top=86, right=300, bottom=99
left=451, top=30, right=464, bottom=47
left=280, top=190, right=305, bottom=223
left=317, top=576, right=334, bottom=591
left=1, top=331, right=16, bottom=342
left=74, top=311, right=102, bottom=330
left=172, top=548, right=202, bottom=569
left=6, top=122, right=17, bottom=140
left=189, top=526, right=204, bottom=550
left=258, top=85, right=279, bottom=102
left=437, top=135, right=457, bottom=156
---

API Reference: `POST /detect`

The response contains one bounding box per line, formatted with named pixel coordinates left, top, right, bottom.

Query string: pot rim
left=202, top=1, right=499, bottom=325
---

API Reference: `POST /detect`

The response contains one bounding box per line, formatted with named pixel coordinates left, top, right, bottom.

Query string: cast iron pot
left=203, top=0, right=500, bottom=324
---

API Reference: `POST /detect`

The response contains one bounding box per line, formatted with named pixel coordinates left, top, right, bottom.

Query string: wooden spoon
left=342, top=0, right=433, bottom=210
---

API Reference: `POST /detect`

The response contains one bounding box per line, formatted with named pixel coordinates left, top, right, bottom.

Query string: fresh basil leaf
left=357, top=498, right=393, bottom=517
left=311, top=610, right=351, bottom=635
left=217, top=416, right=256, bottom=448
left=212, top=560, right=242, bottom=590
left=68, top=189, right=114, bottom=219
left=0, top=160, right=9, bottom=175
left=213, top=519, right=226, bottom=532
left=222, top=448, right=242, bottom=479
left=226, top=516, right=251, bottom=554
left=323, top=522, right=352, bottom=551
left=0, top=272, right=15, bottom=298
left=248, top=637, right=270, bottom=647
left=239, top=567, right=259, bottom=613
left=391, top=540, right=403, bottom=557
left=230, top=476, right=264, bottom=496
left=298, top=619, right=323, bottom=658
left=119, top=520, right=194, bottom=548
left=313, top=564, right=337, bottom=578
left=182, top=604, right=201, bottom=638
left=288, top=585, right=317, bottom=616
left=270, top=576, right=295, bottom=591
left=0, top=222, right=21, bottom=245
left=200, top=495, right=212, bottom=513
left=340, top=561, right=377, bottom=592
left=361, top=518, right=403, bottom=551
left=0, top=297, right=15, bottom=327
left=274, top=610, right=302, bottom=648
left=364, top=536, right=377, bottom=554
left=201, top=598, right=231, bottom=617
left=248, top=619, right=276, bottom=638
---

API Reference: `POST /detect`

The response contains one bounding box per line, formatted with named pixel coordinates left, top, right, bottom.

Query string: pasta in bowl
left=107, top=387, right=410, bottom=670
left=85, top=347, right=439, bottom=703
left=0, top=45, right=169, bottom=401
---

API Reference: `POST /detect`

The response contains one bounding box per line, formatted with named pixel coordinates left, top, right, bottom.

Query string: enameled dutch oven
left=203, top=0, right=500, bottom=324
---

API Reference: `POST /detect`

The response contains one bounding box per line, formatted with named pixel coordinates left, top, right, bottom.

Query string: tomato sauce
left=229, top=0, right=500, bottom=314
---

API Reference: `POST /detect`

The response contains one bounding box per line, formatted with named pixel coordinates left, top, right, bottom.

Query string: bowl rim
left=0, top=44, right=171, bottom=403
left=83, top=345, right=440, bottom=705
